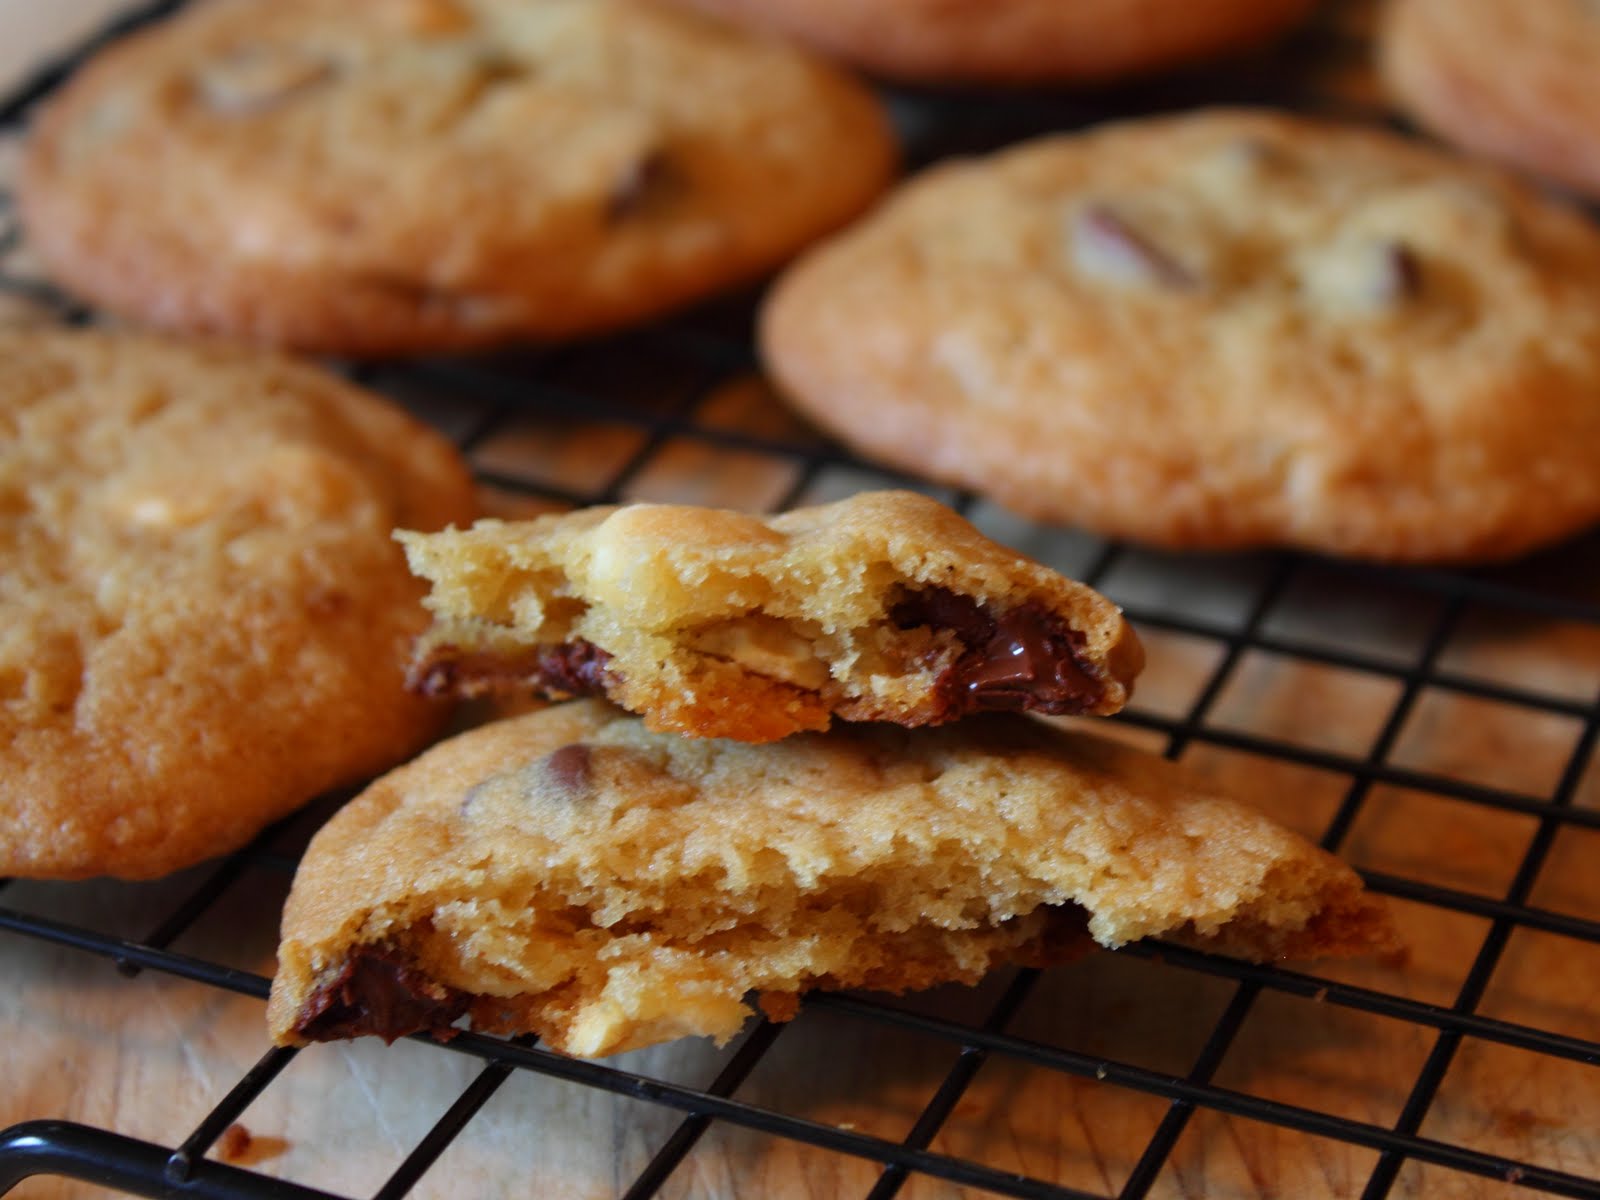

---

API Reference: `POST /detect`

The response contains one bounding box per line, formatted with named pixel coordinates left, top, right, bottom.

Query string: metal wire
left=2, top=2, right=1599, bottom=1198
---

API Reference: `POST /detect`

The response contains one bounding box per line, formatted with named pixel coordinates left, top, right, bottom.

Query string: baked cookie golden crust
left=762, top=109, right=1600, bottom=563
left=665, top=0, right=1316, bottom=86
left=267, top=700, right=1392, bottom=1058
left=1379, top=0, right=1600, bottom=200
left=18, top=0, right=896, bottom=357
left=0, top=329, right=478, bottom=880
left=397, top=491, right=1143, bottom=743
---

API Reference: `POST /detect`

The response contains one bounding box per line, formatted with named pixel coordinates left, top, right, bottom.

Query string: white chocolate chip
left=1300, top=238, right=1421, bottom=316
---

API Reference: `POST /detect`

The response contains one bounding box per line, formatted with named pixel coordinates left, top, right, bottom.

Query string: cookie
left=0, top=329, right=478, bottom=880
left=18, top=0, right=896, bottom=357
left=763, top=109, right=1600, bottom=563
left=266, top=699, right=1392, bottom=1057
left=665, top=0, right=1316, bottom=86
left=1380, top=0, right=1600, bottom=200
left=396, top=490, right=1144, bottom=743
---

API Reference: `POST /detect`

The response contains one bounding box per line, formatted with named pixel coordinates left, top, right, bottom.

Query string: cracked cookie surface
left=397, top=490, right=1143, bottom=742
left=762, top=109, right=1600, bottom=563
left=0, top=329, right=477, bottom=879
left=267, top=699, right=1393, bottom=1057
left=19, top=0, right=896, bottom=356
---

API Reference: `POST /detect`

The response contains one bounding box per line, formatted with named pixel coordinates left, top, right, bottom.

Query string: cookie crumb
left=758, top=992, right=802, bottom=1023
left=215, top=1123, right=290, bottom=1167
left=217, top=1124, right=255, bottom=1163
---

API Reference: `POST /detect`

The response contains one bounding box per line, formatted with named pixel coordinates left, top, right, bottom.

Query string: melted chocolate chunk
left=891, top=586, right=1104, bottom=718
left=295, top=947, right=469, bottom=1043
left=543, top=743, right=593, bottom=798
left=409, top=639, right=614, bottom=700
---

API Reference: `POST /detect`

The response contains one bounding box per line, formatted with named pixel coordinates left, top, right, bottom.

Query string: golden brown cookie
left=763, top=109, right=1600, bottom=563
left=665, top=0, right=1316, bottom=85
left=1379, top=0, right=1600, bottom=200
left=397, top=491, right=1143, bottom=743
left=0, top=329, right=477, bottom=879
left=19, top=0, right=896, bottom=357
left=267, top=699, right=1393, bottom=1058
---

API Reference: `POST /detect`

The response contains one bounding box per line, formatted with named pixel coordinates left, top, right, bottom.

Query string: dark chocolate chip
left=891, top=586, right=1104, bottom=719
left=294, top=946, right=469, bottom=1043
left=1371, top=241, right=1422, bottom=306
left=543, top=743, right=593, bottom=798
left=532, top=639, right=613, bottom=697
left=891, top=585, right=995, bottom=645
left=1071, top=204, right=1199, bottom=291
left=408, top=639, right=614, bottom=700
left=605, top=150, right=679, bottom=223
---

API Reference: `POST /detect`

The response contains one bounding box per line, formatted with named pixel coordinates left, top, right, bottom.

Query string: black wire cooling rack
left=2, top=3, right=1598, bottom=1198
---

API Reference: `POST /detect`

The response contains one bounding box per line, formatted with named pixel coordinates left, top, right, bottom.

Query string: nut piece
left=1069, top=204, right=1199, bottom=291
left=691, top=616, right=828, bottom=690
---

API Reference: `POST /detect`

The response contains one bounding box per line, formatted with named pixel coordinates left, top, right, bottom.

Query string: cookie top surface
left=665, top=0, right=1316, bottom=84
left=268, top=699, right=1389, bottom=1056
left=0, top=329, right=478, bottom=879
left=19, top=0, right=896, bottom=356
left=762, top=109, right=1600, bottom=563
left=1380, top=0, right=1600, bottom=199
left=397, top=490, right=1144, bottom=741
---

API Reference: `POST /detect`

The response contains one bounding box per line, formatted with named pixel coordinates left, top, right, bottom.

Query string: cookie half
left=1381, top=0, right=1600, bottom=200
left=665, top=0, right=1316, bottom=86
left=19, top=0, right=896, bottom=356
left=397, top=491, right=1143, bottom=742
left=267, top=699, right=1392, bottom=1057
left=0, top=330, right=477, bottom=879
left=762, top=109, right=1600, bottom=563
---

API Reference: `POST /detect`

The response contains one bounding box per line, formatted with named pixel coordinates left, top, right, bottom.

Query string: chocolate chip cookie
left=19, top=0, right=896, bottom=356
left=1, top=329, right=477, bottom=879
left=1380, top=0, right=1600, bottom=200
left=397, top=490, right=1143, bottom=743
left=763, top=109, right=1600, bottom=563
left=267, top=699, right=1392, bottom=1057
left=664, top=0, right=1316, bottom=85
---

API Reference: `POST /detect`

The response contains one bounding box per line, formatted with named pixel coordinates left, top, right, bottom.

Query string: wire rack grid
left=1, top=2, right=1598, bottom=1198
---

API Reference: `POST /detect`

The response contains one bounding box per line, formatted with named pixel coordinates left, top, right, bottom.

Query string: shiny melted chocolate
left=409, top=639, right=614, bottom=700
left=295, top=946, right=469, bottom=1043
left=890, top=586, right=1103, bottom=718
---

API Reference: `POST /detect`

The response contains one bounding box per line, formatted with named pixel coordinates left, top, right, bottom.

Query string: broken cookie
left=267, top=699, right=1394, bottom=1058
left=397, top=490, right=1143, bottom=743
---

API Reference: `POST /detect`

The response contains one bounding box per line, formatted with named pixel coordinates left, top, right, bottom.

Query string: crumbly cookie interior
left=397, top=492, right=1141, bottom=740
left=270, top=702, right=1391, bottom=1057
